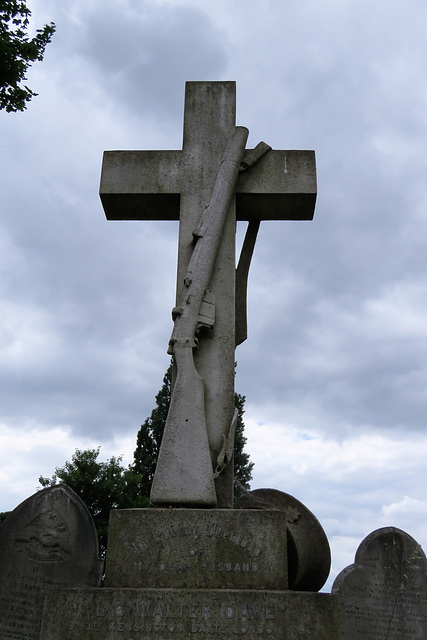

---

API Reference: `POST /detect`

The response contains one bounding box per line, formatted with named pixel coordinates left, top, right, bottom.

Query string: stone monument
left=0, top=485, right=103, bottom=640
left=39, top=81, right=348, bottom=638
left=332, top=527, right=427, bottom=639
left=99, top=81, right=316, bottom=509
left=237, top=488, right=331, bottom=592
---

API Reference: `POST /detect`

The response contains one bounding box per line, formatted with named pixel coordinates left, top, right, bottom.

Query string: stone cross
left=100, top=81, right=316, bottom=508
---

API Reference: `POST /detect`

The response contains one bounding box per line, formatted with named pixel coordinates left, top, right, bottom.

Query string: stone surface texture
left=332, top=526, right=427, bottom=639
left=237, top=488, right=331, bottom=592
left=0, top=485, right=103, bottom=640
left=41, top=587, right=346, bottom=640
left=104, top=508, right=288, bottom=590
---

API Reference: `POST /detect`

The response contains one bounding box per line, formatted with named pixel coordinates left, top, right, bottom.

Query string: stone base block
left=105, top=509, right=288, bottom=590
left=41, top=588, right=346, bottom=640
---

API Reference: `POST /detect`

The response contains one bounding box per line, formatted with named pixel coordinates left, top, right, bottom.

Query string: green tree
left=131, top=366, right=172, bottom=499
left=131, top=364, right=254, bottom=501
left=39, top=448, right=146, bottom=555
left=233, top=391, right=254, bottom=499
left=0, top=1, right=55, bottom=112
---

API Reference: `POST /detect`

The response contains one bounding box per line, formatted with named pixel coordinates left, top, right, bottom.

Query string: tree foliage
left=131, top=366, right=172, bottom=499
left=0, top=1, right=55, bottom=112
left=233, top=391, right=254, bottom=498
left=39, top=448, right=147, bottom=555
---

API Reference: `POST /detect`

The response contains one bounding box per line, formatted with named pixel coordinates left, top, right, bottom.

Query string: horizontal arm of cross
left=100, top=149, right=316, bottom=222
left=100, top=150, right=181, bottom=221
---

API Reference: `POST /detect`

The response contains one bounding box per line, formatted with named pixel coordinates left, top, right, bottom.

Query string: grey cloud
left=71, top=2, right=229, bottom=118
left=0, top=128, right=178, bottom=439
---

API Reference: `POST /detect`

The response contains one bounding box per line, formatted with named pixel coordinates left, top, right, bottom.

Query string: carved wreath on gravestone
left=0, top=485, right=103, bottom=640
left=13, top=510, right=71, bottom=562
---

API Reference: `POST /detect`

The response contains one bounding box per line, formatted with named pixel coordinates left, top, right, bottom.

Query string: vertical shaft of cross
left=183, top=83, right=239, bottom=507
left=151, top=82, right=239, bottom=507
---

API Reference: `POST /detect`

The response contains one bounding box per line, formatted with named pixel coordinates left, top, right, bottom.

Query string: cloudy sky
left=1, top=0, right=427, bottom=590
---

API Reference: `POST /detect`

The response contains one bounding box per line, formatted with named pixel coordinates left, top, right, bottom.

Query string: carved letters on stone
left=41, top=588, right=346, bottom=640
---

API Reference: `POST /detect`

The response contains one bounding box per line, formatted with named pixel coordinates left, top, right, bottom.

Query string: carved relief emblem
left=13, top=509, right=71, bottom=562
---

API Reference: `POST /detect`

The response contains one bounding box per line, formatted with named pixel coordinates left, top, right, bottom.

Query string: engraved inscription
left=148, top=521, right=262, bottom=556
left=333, top=528, right=427, bottom=640
left=42, top=589, right=346, bottom=640
left=129, top=523, right=263, bottom=579
left=66, top=598, right=281, bottom=637
left=104, top=510, right=288, bottom=590
left=341, top=578, right=427, bottom=639
left=133, top=561, right=259, bottom=573
left=0, top=568, right=64, bottom=640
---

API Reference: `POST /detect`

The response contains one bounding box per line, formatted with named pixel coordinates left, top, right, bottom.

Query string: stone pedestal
left=41, top=509, right=346, bottom=640
left=104, top=509, right=288, bottom=590
left=42, top=587, right=345, bottom=639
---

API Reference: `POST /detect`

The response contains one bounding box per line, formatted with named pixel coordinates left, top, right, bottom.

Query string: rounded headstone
left=332, top=527, right=427, bottom=639
left=0, top=485, right=104, bottom=639
left=237, top=488, right=331, bottom=591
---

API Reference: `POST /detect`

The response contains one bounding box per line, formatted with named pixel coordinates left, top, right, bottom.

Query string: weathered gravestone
left=237, top=488, right=331, bottom=592
left=332, top=526, right=427, bottom=639
left=40, top=81, right=346, bottom=639
left=0, top=485, right=103, bottom=640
